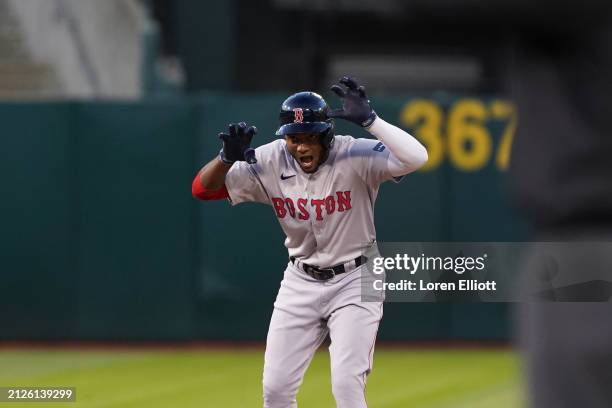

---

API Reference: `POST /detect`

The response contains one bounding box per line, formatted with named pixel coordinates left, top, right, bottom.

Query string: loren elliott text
left=373, top=279, right=497, bottom=291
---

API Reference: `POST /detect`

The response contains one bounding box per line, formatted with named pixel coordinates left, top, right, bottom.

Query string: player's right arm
left=192, top=122, right=269, bottom=204
left=192, top=157, right=232, bottom=200
left=192, top=122, right=256, bottom=200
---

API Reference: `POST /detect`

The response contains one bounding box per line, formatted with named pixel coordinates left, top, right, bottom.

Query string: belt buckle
left=316, top=267, right=335, bottom=281
left=306, top=265, right=335, bottom=281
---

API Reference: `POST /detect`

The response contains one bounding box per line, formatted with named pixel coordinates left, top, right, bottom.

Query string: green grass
left=0, top=348, right=524, bottom=407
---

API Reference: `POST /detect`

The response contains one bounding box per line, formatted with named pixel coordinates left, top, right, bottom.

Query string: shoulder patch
left=373, top=142, right=386, bottom=152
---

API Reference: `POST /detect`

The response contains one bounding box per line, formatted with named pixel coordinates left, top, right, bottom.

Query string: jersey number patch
left=373, top=142, right=386, bottom=152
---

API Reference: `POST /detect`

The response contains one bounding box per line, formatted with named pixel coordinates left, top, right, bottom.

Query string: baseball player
left=192, top=76, right=428, bottom=408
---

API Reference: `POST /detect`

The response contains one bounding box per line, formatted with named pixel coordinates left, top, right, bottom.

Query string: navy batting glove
left=328, top=76, right=377, bottom=127
left=218, top=122, right=258, bottom=164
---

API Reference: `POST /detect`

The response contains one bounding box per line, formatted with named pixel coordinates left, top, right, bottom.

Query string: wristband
left=218, top=149, right=235, bottom=165
left=361, top=111, right=378, bottom=128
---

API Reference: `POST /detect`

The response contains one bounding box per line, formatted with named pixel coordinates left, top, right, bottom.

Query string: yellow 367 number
left=399, top=98, right=517, bottom=172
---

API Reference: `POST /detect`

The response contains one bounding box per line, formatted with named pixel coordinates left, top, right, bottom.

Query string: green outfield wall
left=0, top=94, right=529, bottom=341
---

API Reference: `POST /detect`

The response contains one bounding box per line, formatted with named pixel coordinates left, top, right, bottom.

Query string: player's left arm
left=328, top=76, right=428, bottom=177
left=366, top=116, right=428, bottom=176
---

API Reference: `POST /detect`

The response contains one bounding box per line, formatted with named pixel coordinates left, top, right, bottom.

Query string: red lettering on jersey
left=273, top=192, right=351, bottom=221
left=336, top=191, right=352, bottom=211
left=310, top=199, right=325, bottom=221
left=297, top=198, right=309, bottom=220
left=325, top=196, right=335, bottom=214
left=285, top=198, right=296, bottom=218
left=272, top=197, right=287, bottom=218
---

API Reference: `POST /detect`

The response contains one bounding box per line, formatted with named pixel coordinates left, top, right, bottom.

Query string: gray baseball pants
left=263, top=262, right=383, bottom=408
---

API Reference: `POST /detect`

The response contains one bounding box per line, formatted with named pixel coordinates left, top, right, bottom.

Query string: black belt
left=290, top=255, right=367, bottom=281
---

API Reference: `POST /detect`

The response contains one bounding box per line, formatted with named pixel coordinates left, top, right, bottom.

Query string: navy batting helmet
left=276, top=91, right=335, bottom=150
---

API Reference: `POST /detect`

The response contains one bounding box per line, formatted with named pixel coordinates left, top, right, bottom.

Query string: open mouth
left=299, top=155, right=315, bottom=170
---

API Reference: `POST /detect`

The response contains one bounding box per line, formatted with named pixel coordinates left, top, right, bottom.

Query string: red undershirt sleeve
left=191, top=174, right=229, bottom=200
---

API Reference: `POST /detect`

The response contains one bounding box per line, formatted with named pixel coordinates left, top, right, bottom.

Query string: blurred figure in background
left=503, top=2, right=612, bottom=407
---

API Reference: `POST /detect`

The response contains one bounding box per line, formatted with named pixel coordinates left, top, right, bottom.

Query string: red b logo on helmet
left=293, top=108, right=304, bottom=123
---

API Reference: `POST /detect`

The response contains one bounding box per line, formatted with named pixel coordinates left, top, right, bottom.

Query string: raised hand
left=328, top=76, right=377, bottom=127
left=218, top=122, right=257, bottom=164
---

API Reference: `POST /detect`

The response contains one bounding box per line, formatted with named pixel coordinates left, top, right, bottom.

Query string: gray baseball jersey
left=225, top=135, right=399, bottom=267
